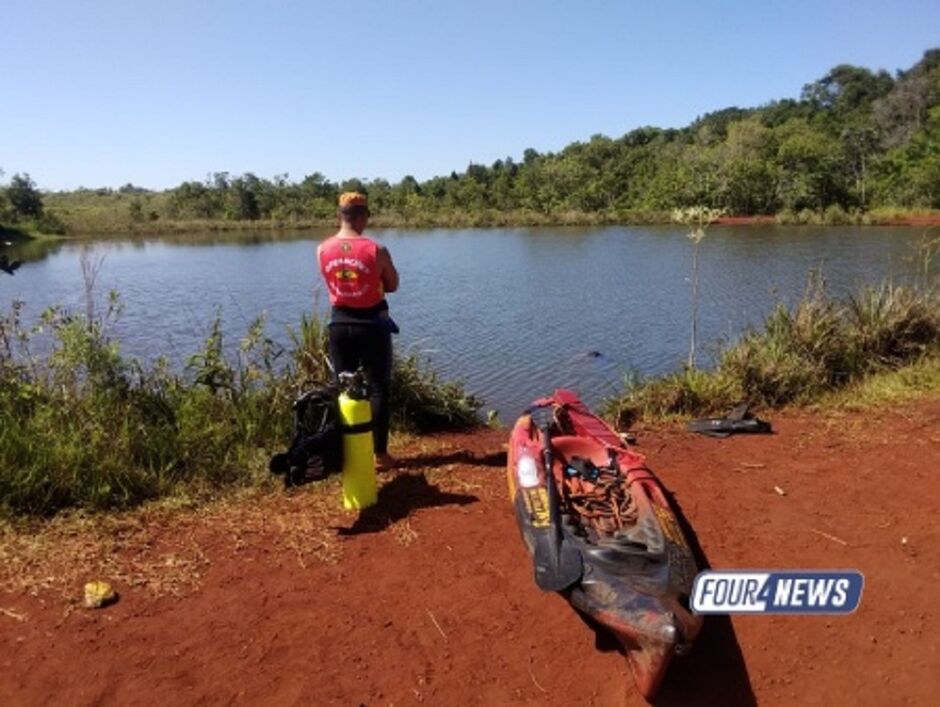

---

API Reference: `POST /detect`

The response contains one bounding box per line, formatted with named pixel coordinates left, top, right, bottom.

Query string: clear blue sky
left=2, top=0, right=938, bottom=191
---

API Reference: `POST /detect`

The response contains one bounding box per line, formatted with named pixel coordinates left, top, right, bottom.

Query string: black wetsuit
left=329, top=302, right=395, bottom=455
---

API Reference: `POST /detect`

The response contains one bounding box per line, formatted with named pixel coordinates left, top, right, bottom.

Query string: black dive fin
left=687, top=414, right=772, bottom=437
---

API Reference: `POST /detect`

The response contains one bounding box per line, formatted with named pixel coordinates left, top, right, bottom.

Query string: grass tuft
left=604, top=274, right=940, bottom=425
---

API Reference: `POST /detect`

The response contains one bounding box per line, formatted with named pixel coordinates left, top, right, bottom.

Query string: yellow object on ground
left=339, top=392, right=377, bottom=509
left=83, top=580, right=117, bottom=609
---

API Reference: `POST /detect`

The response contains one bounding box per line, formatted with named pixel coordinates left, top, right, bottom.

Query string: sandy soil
left=2, top=400, right=939, bottom=706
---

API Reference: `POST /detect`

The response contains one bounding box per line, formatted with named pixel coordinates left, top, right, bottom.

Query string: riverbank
left=0, top=305, right=481, bottom=518
left=4, top=260, right=938, bottom=518
left=716, top=211, right=940, bottom=226
left=0, top=225, right=70, bottom=243
left=0, top=225, right=42, bottom=243
left=40, top=191, right=940, bottom=236
left=605, top=274, right=940, bottom=426
left=2, top=395, right=937, bottom=705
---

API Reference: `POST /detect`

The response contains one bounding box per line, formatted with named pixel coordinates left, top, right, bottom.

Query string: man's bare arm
left=377, top=245, right=399, bottom=293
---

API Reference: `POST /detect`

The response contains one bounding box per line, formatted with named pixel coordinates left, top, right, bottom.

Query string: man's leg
left=363, top=327, right=393, bottom=456
left=328, top=323, right=361, bottom=379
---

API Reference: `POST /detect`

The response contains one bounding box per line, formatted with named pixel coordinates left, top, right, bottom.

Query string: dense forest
left=4, top=49, right=939, bottom=232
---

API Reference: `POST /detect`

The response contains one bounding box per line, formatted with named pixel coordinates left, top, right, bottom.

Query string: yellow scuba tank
left=338, top=379, right=377, bottom=510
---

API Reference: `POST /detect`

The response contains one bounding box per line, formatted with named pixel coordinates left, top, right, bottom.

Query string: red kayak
left=506, top=390, right=703, bottom=699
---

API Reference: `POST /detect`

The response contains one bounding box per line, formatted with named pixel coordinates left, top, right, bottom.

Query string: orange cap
left=338, top=192, right=368, bottom=208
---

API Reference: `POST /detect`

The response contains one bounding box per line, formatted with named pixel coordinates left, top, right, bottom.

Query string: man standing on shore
left=317, top=192, right=399, bottom=470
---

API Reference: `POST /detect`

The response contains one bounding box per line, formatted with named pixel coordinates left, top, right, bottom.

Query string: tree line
left=6, top=48, right=940, bottom=230
left=0, top=172, right=66, bottom=234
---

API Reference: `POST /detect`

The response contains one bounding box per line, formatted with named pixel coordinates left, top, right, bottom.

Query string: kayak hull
left=507, top=390, right=703, bottom=700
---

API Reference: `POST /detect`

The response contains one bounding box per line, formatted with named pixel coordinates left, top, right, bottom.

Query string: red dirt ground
left=2, top=400, right=939, bottom=706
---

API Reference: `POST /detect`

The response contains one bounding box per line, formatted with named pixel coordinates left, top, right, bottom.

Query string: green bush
left=605, top=275, right=940, bottom=423
left=822, top=204, right=854, bottom=225
left=0, top=300, right=481, bottom=517
left=391, top=353, right=483, bottom=433
left=604, top=367, right=740, bottom=429
left=848, top=281, right=940, bottom=364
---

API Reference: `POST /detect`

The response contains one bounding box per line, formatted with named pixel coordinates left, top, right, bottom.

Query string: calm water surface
left=2, top=226, right=925, bottom=417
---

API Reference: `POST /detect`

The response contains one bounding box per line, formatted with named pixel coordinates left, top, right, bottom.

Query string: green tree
left=801, top=64, right=894, bottom=116
left=339, top=178, right=368, bottom=195
left=875, top=106, right=940, bottom=207
left=128, top=199, right=145, bottom=223
left=6, top=173, right=44, bottom=221
left=167, top=181, right=222, bottom=218
left=775, top=120, right=845, bottom=210
left=715, top=118, right=778, bottom=213
left=873, top=49, right=940, bottom=148
left=0, top=168, right=9, bottom=223
left=841, top=122, right=880, bottom=208
left=227, top=181, right=260, bottom=220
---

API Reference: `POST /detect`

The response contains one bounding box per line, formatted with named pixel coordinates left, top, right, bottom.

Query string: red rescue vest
left=318, top=235, right=384, bottom=309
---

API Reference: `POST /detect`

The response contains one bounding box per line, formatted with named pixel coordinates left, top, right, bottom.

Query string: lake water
left=1, top=226, right=927, bottom=417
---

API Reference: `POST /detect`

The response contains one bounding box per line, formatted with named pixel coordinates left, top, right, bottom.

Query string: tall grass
left=0, top=299, right=481, bottom=517
left=604, top=274, right=940, bottom=427
left=391, top=353, right=482, bottom=432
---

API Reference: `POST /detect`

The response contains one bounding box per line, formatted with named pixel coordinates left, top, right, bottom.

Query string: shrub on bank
left=391, top=353, right=482, bottom=433
left=604, top=276, right=940, bottom=427
left=774, top=207, right=864, bottom=226
left=0, top=302, right=481, bottom=516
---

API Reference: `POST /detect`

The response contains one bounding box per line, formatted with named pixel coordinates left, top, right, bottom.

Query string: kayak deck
left=507, top=390, right=703, bottom=699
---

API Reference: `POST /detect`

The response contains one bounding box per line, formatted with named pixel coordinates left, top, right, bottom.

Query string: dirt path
left=2, top=401, right=939, bottom=706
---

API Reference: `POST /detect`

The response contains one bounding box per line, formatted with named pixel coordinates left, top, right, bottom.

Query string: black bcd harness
left=270, top=385, right=344, bottom=487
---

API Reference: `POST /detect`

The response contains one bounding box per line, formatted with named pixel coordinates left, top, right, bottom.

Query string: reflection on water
left=0, top=226, right=925, bottom=416
left=3, top=236, right=70, bottom=265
